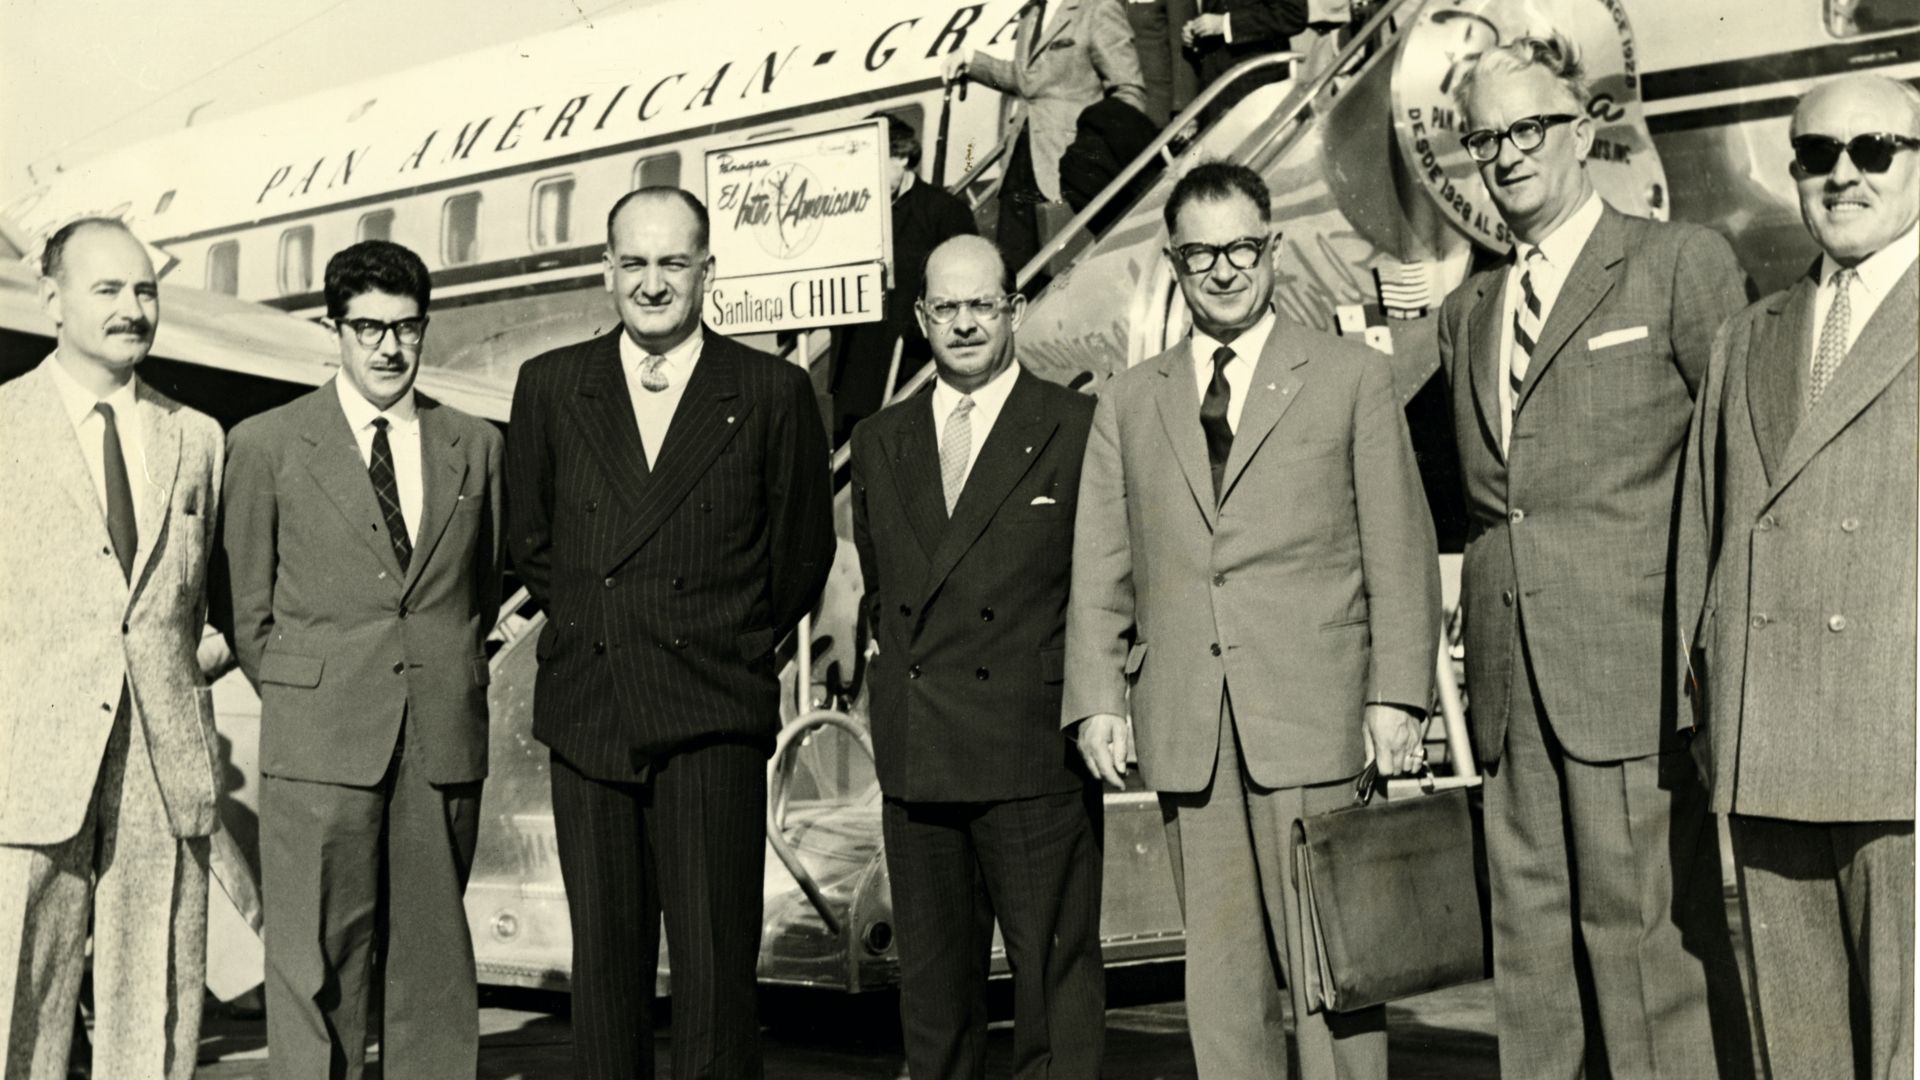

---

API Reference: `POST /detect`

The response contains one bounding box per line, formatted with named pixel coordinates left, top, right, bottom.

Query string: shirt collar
left=933, top=357, right=1021, bottom=418
left=894, top=171, right=915, bottom=202
left=1820, top=223, right=1920, bottom=299
left=1191, top=308, right=1277, bottom=372
left=618, top=325, right=704, bottom=376
left=46, top=351, right=139, bottom=428
left=334, top=374, right=418, bottom=433
left=1522, top=191, right=1605, bottom=271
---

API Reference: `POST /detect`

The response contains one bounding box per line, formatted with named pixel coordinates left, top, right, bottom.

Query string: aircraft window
left=278, top=226, right=315, bottom=296
left=442, top=192, right=482, bottom=266
left=358, top=209, right=395, bottom=243
left=870, top=104, right=929, bottom=178
left=532, top=175, right=576, bottom=249
left=633, top=152, right=682, bottom=191
left=206, top=241, right=239, bottom=295
left=154, top=190, right=176, bottom=215
left=1828, top=0, right=1920, bottom=34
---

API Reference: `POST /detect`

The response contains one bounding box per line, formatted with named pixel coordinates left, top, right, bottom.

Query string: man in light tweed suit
left=0, top=218, right=223, bottom=1079
left=1436, top=34, right=1752, bottom=1079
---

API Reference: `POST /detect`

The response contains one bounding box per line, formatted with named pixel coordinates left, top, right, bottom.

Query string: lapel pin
left=1025, top=445, right=1033, bottom=454
left=1266, top=382, right=1277, bottom=390
left=726, top=415, right=736, bottom=424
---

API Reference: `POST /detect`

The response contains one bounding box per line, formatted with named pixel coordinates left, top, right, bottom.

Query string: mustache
left=107, top=319, right=153, bottom=337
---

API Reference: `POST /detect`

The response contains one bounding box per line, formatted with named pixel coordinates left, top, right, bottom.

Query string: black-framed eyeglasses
left=1461, top=114, right=1579, bottom=163
left=1170, top=234, right=1274, bottom=275
left=1791, top=133, right=1920, bottom=176
left=338, top=316, right=429, bottom=347
left=920, top=295, right=1020, bottom=324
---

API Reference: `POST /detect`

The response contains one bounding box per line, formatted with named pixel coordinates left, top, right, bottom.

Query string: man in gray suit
left=1436, top=34, right=1752, bottom=1079
left=1065, top=162, right=1438, bottom=1080
left=1679, top=73, right=1918, bottom=1080
left=0, top=218, right=223, bottom=1079
left=222, top=240, right=504, bottom=1079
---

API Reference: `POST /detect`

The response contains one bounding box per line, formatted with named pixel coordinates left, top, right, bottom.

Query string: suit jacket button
left=604, top=577, right=617, bottom=589
left=1841, top=517, right=1860, bottom=532
left=585, top=500, right=598, bottom=513
left=1502, top=589, right=1514, bottom=607
left=1209, top=643, right=1222, bottom=657
left=671, top=577, right=685, bottom=590
left=101, top=546, right=111, bottom=558
left=593, top=641, right=607, bottom=654
left=1508, top=508, right=1525, bottom=524
left=980, top=607, right=994, bottom=622
left=1213, top=573, right=1227, bottom=586
left=100, top=702, right=112, bottom=713
left=975, top=667, right=990, bottom=680
left=673, top=636, right=689, bottom=649
left=899, top=604, right=911, bottom=617
left=1750, top=613, right=1769, bottom=629
left=700, top=501, right=713, bottom=513
left=121, top=622, right=129, bottom=635
left=1828, top=615, right=1848, bottom=632
left=392, top=661, right=406, bottom=674
left=908, top=664, right=922, bottom=679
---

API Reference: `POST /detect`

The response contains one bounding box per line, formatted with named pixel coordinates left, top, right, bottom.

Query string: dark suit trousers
left=1482, top=624, right=1750, bottom=1080
left=260, top=722, right=482, bottom=1080
left=549, top=741, right=767, bottom=1080
left=882, top=788, right=1105, bottom=1080
left=997, top=131, right=1044, bottom=291
left=1729, top=815, right=1914, bottom=1080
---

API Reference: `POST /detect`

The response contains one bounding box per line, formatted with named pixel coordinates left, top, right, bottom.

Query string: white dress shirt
left=1811, top=223, right=1919, bottom=363
left=1190, top=308, right=1276, bottom=434
left=46, top=353, right=151, bottom=525
left=618, top=328, right=702, bottom=468
left=335, top=376, right=422, bottom=545
left=931, top=359, right=1020, bottom=488
left=1497, top=192, right=1605, bottom=452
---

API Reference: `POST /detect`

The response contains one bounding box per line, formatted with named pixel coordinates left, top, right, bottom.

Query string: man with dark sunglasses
left=1435, top=32, right=1754, bottom=1080
left=1678, top=73, right=1919, bottom=1080
left=219, top=240, right=505, bottom=1079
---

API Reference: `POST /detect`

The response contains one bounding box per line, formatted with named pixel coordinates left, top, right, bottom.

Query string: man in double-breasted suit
left=221, top=240, right=504, bottom=1079
left=506, top=187, right=835, bottom=1079
left=1678, top=74, right=1919, bottom=1080
left=1065, top=163, right=1439, bottom=1080
left=944, top=0, right=1147, bottom=275
left=0, top=218, right=222, bottom=1079
left=851, top=235, right=1103, bottom=1080
left=1436, top=35, right=1752, bottom=1079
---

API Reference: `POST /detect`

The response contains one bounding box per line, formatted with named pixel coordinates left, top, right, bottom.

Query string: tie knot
left=951, top=395, right=975, bottom=418
left=1211, top=345, right=1235, bottom=371
left=1830, top=266, right=1857, bottom=290
left=370, top=416, right=389, bottom=432
left=1522, top=246, right=1544, bottom=266
left=94, top=401, right=117, bottom=424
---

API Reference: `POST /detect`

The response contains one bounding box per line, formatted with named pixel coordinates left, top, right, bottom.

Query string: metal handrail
left=766, top=709, right=880, bottom=936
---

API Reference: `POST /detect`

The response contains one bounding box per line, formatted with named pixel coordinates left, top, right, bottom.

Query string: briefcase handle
left=1352, top=712, right=1437, bottom=806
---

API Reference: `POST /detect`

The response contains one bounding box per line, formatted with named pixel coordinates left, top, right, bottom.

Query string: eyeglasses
left=1460, top=114, right=1578, bottom=163
left=1170, top=234, right=1273, bottom=275
left=1791, top=133, right=1920, bottom=176
left=338, top=316, right=429, bottom=347
left=920, top=295, right=1019, bottom=324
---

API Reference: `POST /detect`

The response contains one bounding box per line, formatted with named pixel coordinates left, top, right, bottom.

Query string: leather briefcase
left=1291, top=763, right=1490, bottom=1013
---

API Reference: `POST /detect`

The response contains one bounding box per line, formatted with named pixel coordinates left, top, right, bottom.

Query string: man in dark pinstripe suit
left=505, top=187, right=835, bottom=1080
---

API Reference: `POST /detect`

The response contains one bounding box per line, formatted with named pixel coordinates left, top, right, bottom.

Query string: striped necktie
left=1809, top=266, right=1855, bottom=407
left=1510, top=247, right=1545, bottom=412
left=939, top=395, right=975, bottom=516
left=369, top=417, right=412, bottom=572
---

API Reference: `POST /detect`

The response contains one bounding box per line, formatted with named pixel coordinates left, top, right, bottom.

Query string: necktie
left=939, top=395, right=975, bottom=516
left=1199, top=345, right=1235, bottom=500
left=96, top=403, right=137, bottom=581
left=1511, top=248, right=1544, bottom=408
left=1810, top=266, right=1855, bottom=407
left=640, top=353, right=670, bottom=392
left=1026, top=0, right=1049, bottom=61
left=369, top=417, right=412, bottom=572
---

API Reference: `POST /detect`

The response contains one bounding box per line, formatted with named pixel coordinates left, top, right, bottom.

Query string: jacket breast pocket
left=259, top=652, right=323, bottom=688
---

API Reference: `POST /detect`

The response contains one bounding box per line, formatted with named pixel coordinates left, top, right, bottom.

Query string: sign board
left=1390, top=0, right=1668, bottom=254
left=702, top=119, right=893, bottom=335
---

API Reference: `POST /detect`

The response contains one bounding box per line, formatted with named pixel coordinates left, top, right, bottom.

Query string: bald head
left=923, top=235, right=1013, bottom=298
left=1789, top=74, right=1920, bottom=266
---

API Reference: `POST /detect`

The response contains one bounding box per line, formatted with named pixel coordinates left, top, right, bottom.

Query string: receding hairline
left=1791, top=74, right=1920, bottom=136
left=43, top=218, right=150, bottom=282
left=607, top=188, right=709, bottom=250
left=923, top=234, right=1013, bottom=295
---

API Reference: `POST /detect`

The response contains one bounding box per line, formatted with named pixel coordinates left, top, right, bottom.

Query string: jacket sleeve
left=218, top=424, right=278, bottom=690
left=1227, top=0, right=1309, bottom=43
left=849, top=428, right=882, bottom=636
left=505, top=361, right=555, bottom=612
left=478, top=425, right=507, bottom=627
left=766, top=365, right=836, bottom=634
left=1088, top=0, right=1149, bottom=113
left=1670, top=226, right=1751, bottom=394
left=1673, top=314, right=1737, bottom=731
left=1062, top=386, right=1136, bottom=726
left=1351, top=353, right=1441, bottom=711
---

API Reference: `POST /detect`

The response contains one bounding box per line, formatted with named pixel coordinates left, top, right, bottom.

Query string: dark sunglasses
left=1791, top=133, right=1920, bottom=176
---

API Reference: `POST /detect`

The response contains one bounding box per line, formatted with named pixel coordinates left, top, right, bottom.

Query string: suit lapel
left=570, top=331, right=652, bottom=513
left=605, top=331, right=745, bottom=572
left=887, top=388, right=949, bottom=559
left=401, top=399, right=469, bottom=596
left=1218, top=321, right=1307, bottom=504
left=1027, top=0, right=1078, bottom=63
left=919, top=370, right=1058, bottom=605
left=22, top=361, right=110, bottom=535
left=1769, top=264, right=1919, bottom=499
left=302, top=384, right=406, bottom=582
left=1515, top=210, right=1623, bottom=414
left=128, top=384, right=181, bottom=595
left=1746, top=274, right=1815, bottom=485
left=1466, top=266, right=1508, bottom=460
left=1152, top=343, right=1218, bottom=529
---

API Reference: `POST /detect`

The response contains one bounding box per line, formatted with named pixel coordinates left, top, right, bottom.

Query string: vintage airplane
left=5, top=0, right=1914, bottom=997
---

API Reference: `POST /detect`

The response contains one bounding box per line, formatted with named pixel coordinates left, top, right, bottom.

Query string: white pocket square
left=1030, top=495, right=1058, bottom=506
left=1587, top=326, right=1649, bottom=350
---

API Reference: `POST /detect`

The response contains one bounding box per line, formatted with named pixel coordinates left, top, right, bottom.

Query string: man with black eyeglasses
left=220, top=240, right=504, bottom=1079
left=1434, top=32, right=1753, bottom=1080
left=1677, top=73, right=1919, bottom=1080
left=849, top=234, right=1104, bottom=1080
left=1064, top=161, right=1437, bottom=1080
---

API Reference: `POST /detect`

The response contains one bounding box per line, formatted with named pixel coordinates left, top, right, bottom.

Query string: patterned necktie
left=96, top=402, right=137, bottom=581
left=1810, top=266, right=1856, bottom=407
left=640, top=353, right=670, bottom=392
left=1199, top=345, right=1235, bottom=500
left=1511, top=247, right=1544, bottom=407
left=369, top=417, right=412, bottom=572
left=939, top=395, right=975, bottom=516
